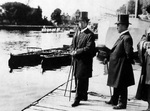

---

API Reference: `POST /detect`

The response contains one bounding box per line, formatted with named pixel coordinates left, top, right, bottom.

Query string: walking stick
left=69, top=66, right=74, bottom=101
left=64, top=57, right=73, bottom=96
left=106, top=62, right=112, bottom=97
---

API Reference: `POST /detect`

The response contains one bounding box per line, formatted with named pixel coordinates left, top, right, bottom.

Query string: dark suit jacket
left=107, top=31, right=135, bottom=88
left=136, top=34, right=150, bottom=101
left=71, top=28, right=96, bottom=79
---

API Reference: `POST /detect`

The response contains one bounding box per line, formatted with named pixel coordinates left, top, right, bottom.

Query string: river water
left=0, top=30, right=73, bottom=111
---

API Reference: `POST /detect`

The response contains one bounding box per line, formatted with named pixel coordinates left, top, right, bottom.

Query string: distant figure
left=70, top=11, right=96, bottom=107
left=139, top=7, right=150, bottom=20
left=135, top=28, right=150, bottom=111
left=105, top=14, right=135, bottom=110
left=41, top=26, right=47, bottom=33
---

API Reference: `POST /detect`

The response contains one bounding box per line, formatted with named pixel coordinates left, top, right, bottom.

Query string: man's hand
left=144, top=42, right=150, bottom=49
left=103, top=58, right=108, bottom=64
left=70, top=50, right=77, bottom=56
left=70, top=49, right=83, bottom=56
left=147, top=49, right=150, bottom=55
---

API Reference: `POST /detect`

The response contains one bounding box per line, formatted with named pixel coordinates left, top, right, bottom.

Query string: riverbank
left=0, top=25, right=73, bottom=31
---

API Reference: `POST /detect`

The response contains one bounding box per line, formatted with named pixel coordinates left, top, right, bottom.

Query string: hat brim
left=115, top=22, right=131, bottom=25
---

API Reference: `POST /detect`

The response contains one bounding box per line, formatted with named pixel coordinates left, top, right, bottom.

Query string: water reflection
left=1, top=30, right=40, bottom=52
left=1, top=30, right=72, bottom=52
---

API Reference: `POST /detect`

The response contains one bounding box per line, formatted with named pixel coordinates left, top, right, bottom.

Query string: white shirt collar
left=81, top=27, right=88, bottom=33
left=120, top=30, right=129, bottom=36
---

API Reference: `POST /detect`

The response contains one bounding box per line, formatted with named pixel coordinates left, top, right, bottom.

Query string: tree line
left=0, top=2, right=61, bottom=25
left=3, top=1, right=150, bottom=26
left=0, top=2, right=80, bottom=26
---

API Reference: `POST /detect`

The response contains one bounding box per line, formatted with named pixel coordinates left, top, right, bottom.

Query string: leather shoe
left=105, top=101, right=111, bottom=105
left=105, top=101, right=117, bottom=106
left=71, top=101, right=80, bottom=107
left=71, top=89, right=76, bottom=93
left=113, top=104, right=126, bottom=110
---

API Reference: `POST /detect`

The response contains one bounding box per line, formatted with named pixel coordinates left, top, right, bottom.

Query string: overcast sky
left=0, top=0, right=128, bottom=18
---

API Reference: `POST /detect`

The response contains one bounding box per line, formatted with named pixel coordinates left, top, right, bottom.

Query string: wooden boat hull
left=41, top=54, right=71, bottom=72
left=8, top=45, right=71, bottom=72
left=8, top=53, right=42, bottom=72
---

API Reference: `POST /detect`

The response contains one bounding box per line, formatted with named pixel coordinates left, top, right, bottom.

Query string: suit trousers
left=147, top=85, right=150, bottom=104
left=75, top=78, right=89, bottom=101
left=111, top=87, right=128, bottom=106
left=74, top=76, right=77, bottom=89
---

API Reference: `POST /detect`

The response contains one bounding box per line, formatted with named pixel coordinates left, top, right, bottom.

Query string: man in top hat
left=70, top=11, right=96, bottom=107
left=105, top=14, right=135, bottom=109
left=135, top=27, right=150, bottom=111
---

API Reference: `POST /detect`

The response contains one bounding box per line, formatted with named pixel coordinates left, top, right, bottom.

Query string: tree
left=117, top=0, right=135, bottom=14
left=26, top=6, right=42, bottom=25
left=117, top=4, right=126, bottom=14
left=51, top=8, right=62, bottom=25
left=61, top=13, right=69, bottom=25
left=1, top=2, right=43, bottom=25
left=128, top=0, right=135, bottom=14
left=75, top=9, right=80, bottom=21
left=1, top=2, right=31, bottom=24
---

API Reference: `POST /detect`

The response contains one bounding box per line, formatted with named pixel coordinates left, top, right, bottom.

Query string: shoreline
left=0, top=25, right=73, bottom=31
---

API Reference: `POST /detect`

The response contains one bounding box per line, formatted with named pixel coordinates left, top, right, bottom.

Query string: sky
left=0, top=0, right=128, bottom=19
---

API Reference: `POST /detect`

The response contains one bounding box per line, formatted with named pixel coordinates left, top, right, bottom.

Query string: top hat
left=115, top=14, right=131, bottom=25
left=78, top=11, right=90, bottom=22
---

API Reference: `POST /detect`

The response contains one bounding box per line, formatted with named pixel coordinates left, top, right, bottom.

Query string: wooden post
left=135, top=0, right=138, bottom=18
left=126, top=1, right=128, bottom=14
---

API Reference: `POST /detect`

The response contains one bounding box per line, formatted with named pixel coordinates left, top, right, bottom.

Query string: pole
left=69, top=66, right=74, bottom=101
left=64, top=57, right=73, bottom=96
left=106, top=62, right=112, bottom=97
left=126, top=1, right=128, bottom=14
left=135, top=0, right=138, bottom=18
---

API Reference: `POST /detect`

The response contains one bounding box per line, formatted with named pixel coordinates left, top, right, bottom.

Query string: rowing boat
left=8, top=45, right=71, bottom=72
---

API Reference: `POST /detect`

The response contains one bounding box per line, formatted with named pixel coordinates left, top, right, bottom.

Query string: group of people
left=69, top=11, right=150, bottom=111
